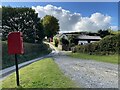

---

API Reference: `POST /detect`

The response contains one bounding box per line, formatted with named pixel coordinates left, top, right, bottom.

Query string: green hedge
left=2, top=41, right=51, bottom=69
left=72, top=34, right=119, bottom=55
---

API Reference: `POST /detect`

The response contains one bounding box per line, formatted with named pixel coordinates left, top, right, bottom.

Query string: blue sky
left=2, top=2, right=118, bottom=32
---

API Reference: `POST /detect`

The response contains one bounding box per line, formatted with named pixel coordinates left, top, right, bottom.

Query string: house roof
left=77, top=35, right=101, bottom=40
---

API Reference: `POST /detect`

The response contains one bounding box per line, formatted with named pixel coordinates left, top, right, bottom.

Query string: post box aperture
left=8, top=32, right=24, bottom=54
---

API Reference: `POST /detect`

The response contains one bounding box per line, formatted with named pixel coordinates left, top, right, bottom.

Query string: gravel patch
left=53, top=55, right=118, bottom=88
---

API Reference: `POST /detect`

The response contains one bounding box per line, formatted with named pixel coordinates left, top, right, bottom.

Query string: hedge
left=2, top=41, right=51, bottom=69
left=72, top=34, right=119, bottom=55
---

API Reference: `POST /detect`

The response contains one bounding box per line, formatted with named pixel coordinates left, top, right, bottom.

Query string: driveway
left=52, top=53, right=118, bottom=88
left=46, top=42, right=118, bottom=88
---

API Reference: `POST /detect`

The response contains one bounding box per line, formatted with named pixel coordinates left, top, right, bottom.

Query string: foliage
left=2, top=6, right=44, bottom=43
left=53, top=36, right=59, bottom=47
left=2, top=58, right=77, bottom=88
left=98, top=29, right=113, bottom=38
left=109, top=30, right=120, bottom=35
left=42, top=15, right=59, bottom=38
left=72, top=34, right=119, bottom=55
left=61, top=36, right=69, bottom=45
left=67, top=35, right=76, bottom=47
left=55, top=39, right=59, bottom=47
left=2, top=41, right=51, bottom=69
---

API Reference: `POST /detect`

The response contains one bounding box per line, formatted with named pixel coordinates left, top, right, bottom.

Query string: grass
left=2, top=58, right=77, bottom=88
left=69, top=53, right=118, bottom=64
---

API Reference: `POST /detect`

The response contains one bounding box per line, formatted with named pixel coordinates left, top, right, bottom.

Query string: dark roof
left=77, top=35, right=101, bottom=40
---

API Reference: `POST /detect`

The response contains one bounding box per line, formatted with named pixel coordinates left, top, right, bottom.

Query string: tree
left=98, top=29, right=111, bottom=38
left=35, top=22, right=44, bottom=43
left=61, top=36, right=69, bottom=45
left=2, top=7, right=44, bottom=43
left=42, top=15, right=59, bottom=38
left=67, top=35, right=76, bottom=47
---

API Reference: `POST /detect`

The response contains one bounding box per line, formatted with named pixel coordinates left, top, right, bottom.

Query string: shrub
left=2, top=41, right=51, bottom=69
left=99, top=35, right=118, bottom=55
left=53, top=36, right=59, bottom=47
left=54, top=38, right=59, bottom=47
left=72, top=34, right=119, bottom=55
left=61, top=38, right=69, bottom=45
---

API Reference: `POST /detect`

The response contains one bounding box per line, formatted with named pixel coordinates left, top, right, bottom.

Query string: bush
left=2, top=41, right=51, bottom=69
left=72, top=34, right=119, bottom=55
left=54, top=38, right=59, bottom=47
left=61, top=38, right=69, bottom=45
left=99, top=35, right=118, bottom=54
left=53, top=36, right=59, bottom=47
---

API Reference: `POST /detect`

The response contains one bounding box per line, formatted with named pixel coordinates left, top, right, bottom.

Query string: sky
left=2, top=2, right=118, bottom=33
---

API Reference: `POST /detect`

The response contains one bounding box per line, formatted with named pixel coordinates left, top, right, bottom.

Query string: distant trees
left=98, top=29, right=113, bottom=38
left=2, top=7, right=44, bottom=43
left=41, top=15, right=59, bottom=38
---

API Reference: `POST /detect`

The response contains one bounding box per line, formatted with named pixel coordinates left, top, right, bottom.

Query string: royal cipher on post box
left=8, top=32, right=24, bottom=54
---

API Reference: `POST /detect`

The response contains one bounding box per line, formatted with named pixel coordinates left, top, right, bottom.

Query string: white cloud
left=75, top=13, right=111, bottom=32
left=32, top=5, right=113, bottom=33
left=0, top=5, right=1, bottom=8
left=111, top=26, right=118, bottom=31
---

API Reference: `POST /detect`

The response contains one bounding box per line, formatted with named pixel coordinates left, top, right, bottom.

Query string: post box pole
left=15, top=54, right=20, bottom=86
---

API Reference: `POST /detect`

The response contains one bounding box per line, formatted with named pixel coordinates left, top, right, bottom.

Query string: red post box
left=8, top=32, right=24, bottom=54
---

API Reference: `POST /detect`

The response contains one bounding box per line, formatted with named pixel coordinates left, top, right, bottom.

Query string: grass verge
left=2, top=58, right=77, bottom=88
left=69, top=53, right=118, bottom=64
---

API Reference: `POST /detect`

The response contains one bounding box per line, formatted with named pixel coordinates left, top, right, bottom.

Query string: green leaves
left=42, top=15, right=59, bottom=38
left=72, top=34, right=119, bottom=55
left=2, top=41, right=51, bottom=69
left=2, top=7, right=44, bottom=43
